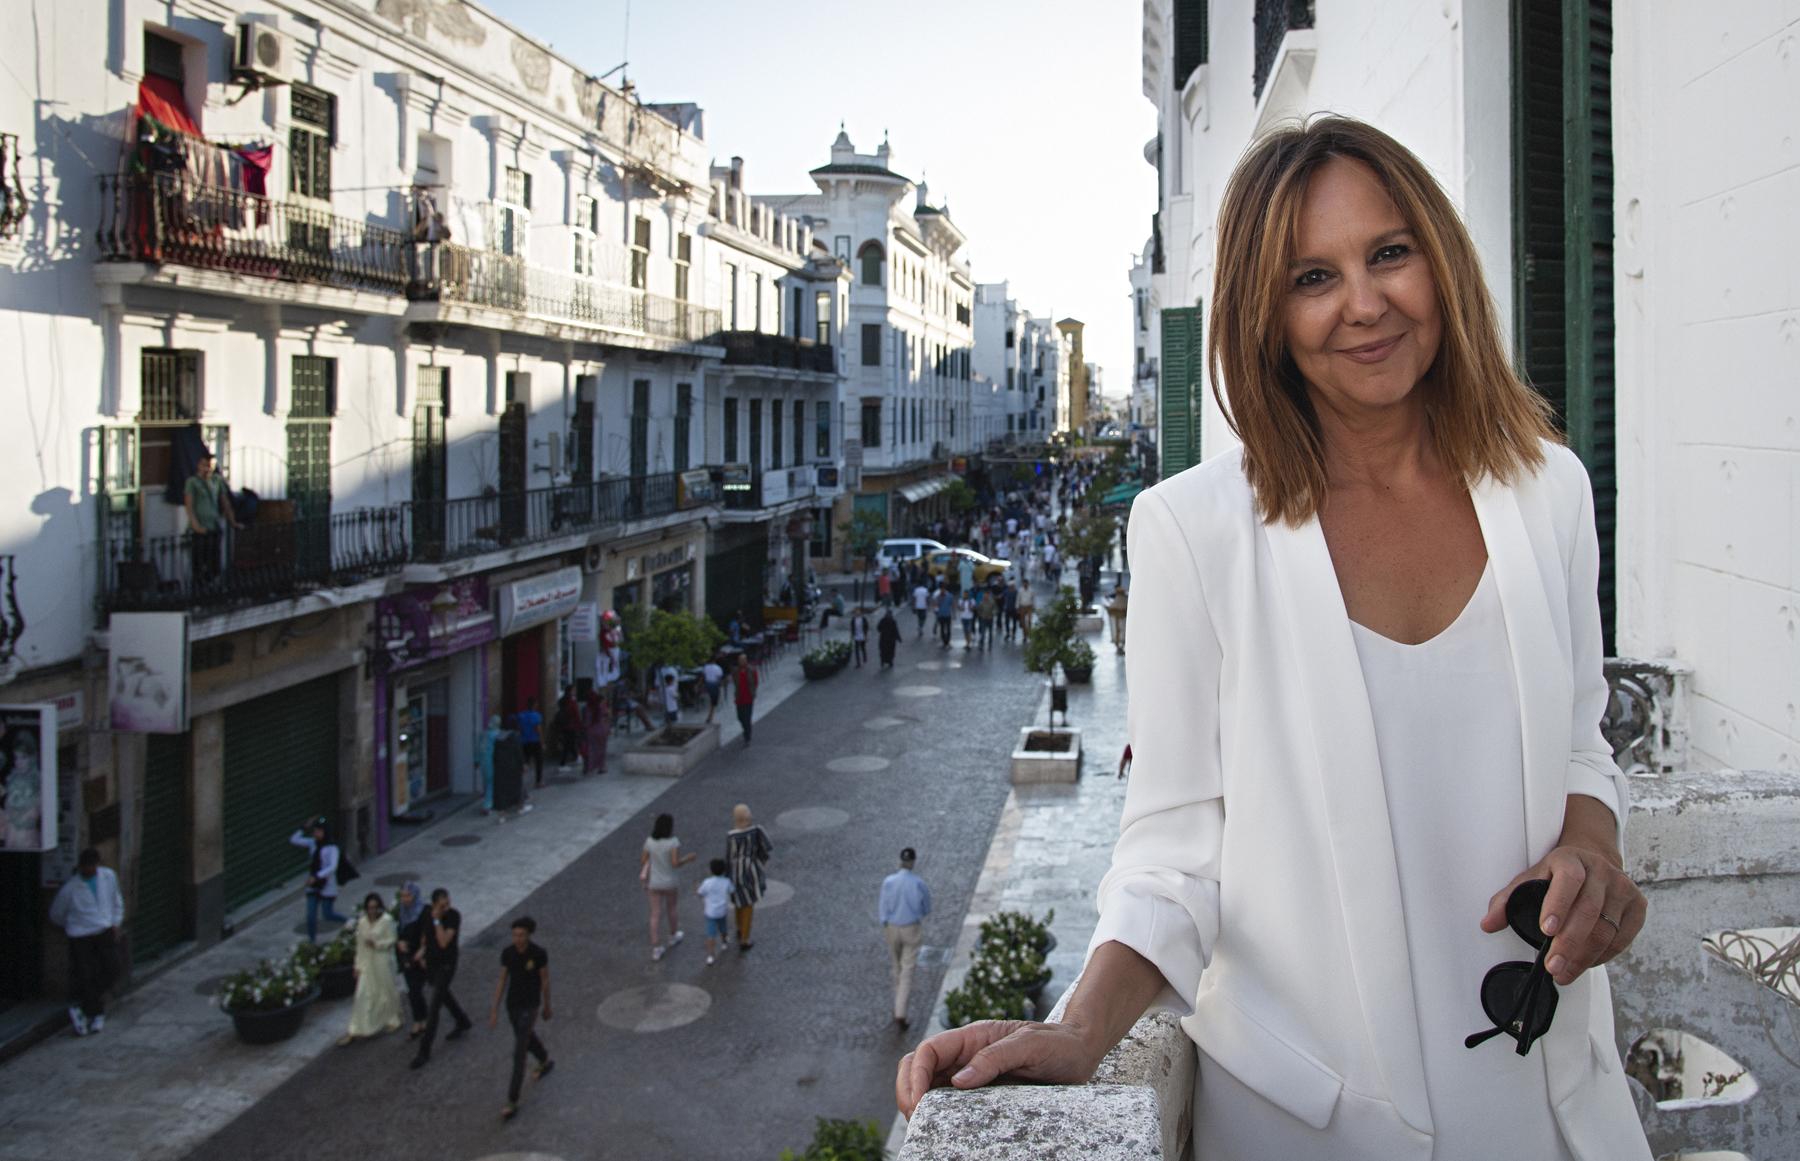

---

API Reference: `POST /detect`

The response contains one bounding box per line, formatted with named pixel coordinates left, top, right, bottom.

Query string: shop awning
left=1099, top=482, right=1144, bottom=508
left=898, top=475, right=954, bottom=504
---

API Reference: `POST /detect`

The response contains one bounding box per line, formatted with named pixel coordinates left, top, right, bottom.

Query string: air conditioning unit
left=234, top=17, right=289, bottom=85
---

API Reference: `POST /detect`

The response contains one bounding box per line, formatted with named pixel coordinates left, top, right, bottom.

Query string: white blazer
left=1090, top=443, right=1648, bottom=1160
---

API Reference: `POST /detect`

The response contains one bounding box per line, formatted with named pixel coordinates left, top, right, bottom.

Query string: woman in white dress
left=341, top=892, right=402, bottom=1044
left=897, top=116, right=1652, bottom=1160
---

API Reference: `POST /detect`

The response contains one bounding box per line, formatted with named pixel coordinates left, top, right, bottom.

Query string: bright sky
left=481, top=0, right=1158, bottom=402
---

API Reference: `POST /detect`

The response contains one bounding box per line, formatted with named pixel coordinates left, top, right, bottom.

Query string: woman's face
left=365, top=898, right=383, bottom=918
left=1281, top=156, right=1442, bottom=423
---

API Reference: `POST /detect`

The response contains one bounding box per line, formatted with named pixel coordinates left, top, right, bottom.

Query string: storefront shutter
left=221, top=675, right=342, bottom=912
left=130, top=734, right=189, bottom=963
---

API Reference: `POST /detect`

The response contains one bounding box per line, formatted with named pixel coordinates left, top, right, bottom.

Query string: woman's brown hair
left=1208, top=115, right=1559, bottom=525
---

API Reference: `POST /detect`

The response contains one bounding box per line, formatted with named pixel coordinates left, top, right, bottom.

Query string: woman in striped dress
left=724, top=803, right=773, bottom=952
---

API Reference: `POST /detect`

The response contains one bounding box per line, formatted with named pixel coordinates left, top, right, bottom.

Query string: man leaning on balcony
left=184, top=453, right=240, bottom=587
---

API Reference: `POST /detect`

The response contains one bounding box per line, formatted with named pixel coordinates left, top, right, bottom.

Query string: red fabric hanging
left=136, top=75, right=200, bottom=136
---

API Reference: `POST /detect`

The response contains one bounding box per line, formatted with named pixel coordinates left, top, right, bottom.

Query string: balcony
left=95, top=173, right=412, bottom=300
left=100, top=505, right=410, bottom=614
left=408, top=243, right=721, bottom=349
left=97, top=473, right=699, bottom=616
left=718, top=330, right=836, bottom=374
left=1254, top=0, right=1316, bottom=99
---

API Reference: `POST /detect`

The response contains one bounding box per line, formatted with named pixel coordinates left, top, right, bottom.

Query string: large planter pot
left=227, top=989, right=318, bottom=1045
left=801, top=660, right=836, bottom=680
left=622, top=721, right=721, bottom=777
left=1063, top=664, right=1093, bottom=684
left=318, top=963, right=355, bottom=1000
left=1022, top=970, right=1054, bottom=1004
left=1011, top=727, right=1082, bottom=785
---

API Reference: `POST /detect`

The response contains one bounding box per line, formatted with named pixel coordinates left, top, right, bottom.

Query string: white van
left=874, top=537, right=948, bottom=571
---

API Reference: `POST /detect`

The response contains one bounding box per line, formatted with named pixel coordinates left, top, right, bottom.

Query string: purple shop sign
left=374, top=577, right=495, bottom=671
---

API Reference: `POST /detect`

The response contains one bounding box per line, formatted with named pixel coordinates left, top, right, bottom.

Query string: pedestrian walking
left=641, top=812, right=695, bottom=960
left=288, top=816, right=348, bottom=943
left=489, top=916, right=553, bottom=1121
left=957, top=593, right=975, bottom=650
left=850, top=608, right=870, bottom=667
left=877, top=608, right=902, bottom=669
left=911, top=582, right=930, bottom=638
left=1106, top=584, right=1130, bottom=654
left=393, top=880, right=430, bottom=1038
left=47, top=848, right=122, bottom=1037
left=659, top=670, right=681, bottom=726
left=1001, top=579, right=1020, bottom=642
left=340, top=892, right=402, bottom=1045
left=878, top=847, right=932, bottom=1031
left=696, top=858, right=733, bottom=965
left=731, top=654, right=759, bottom=745
left=1016, top=578, right=1037, bottom=639
left=477, top=715, right=504, bottom=812
left=553, top=687, right=582, bottom=768
left=876, top=570, right=893, bottom=608
left=701, top=656, right=725, bottom=723
left=975, top=589, right=997, bottom=650
left=958, top=554, right=976, bottom=597
left=409, top=887, right=473, bottom=1069
left=516, top=697, right=545, bottom=787
left=582, top=687, right=611, bottom=775
left=934, top=586, right=955, bottom=649
left=725, top=804, right=773, bottom=952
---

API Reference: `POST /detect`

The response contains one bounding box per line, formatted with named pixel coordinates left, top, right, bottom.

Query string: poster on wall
left=568, top=603, right=598, bottom=644
left=109, top=612, right=189, bottom=733
left=0, top=704, right=57, bottom=852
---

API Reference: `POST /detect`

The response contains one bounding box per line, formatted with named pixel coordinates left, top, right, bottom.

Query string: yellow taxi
left=924, top=548, right=1014, bottom=586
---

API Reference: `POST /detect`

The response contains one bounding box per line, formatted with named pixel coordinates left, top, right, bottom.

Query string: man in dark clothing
left=732, top=655, right=759, bottom=746
left=877, top=608, right=902, bottom=669
left=410, top=887, right=473, bottom=1068
left=489, top=916, right=553, bottom=1120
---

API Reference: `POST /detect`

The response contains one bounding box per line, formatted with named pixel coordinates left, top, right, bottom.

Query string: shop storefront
left=372, top=578, right=493, bottom=850
left=581, top=522, right=709, bottom=679
left=495, top=565, right=581, bottom=715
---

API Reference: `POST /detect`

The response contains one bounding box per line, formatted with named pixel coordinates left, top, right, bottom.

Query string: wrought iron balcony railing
left=409, top=243, right=721, bottom=345
left=96, top=173, right=412, bottom=293
left=406, top=472, right=684, bottom=563
left=100, top=506, right=410, bottom=614
left=1253, top=0, right=1315, bottom=99
left=718, top=331, right=836, bottom=373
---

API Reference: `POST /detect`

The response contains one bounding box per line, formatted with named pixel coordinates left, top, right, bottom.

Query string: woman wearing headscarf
left=724, top=803, right=773, bottom=952
left=393, top=880, right=430, bottom=1038
left=340, top=891, right=403, bottom=1045
left=582, top=685, right=611, bottom=775
left=877, top=607, right=903, bottom=669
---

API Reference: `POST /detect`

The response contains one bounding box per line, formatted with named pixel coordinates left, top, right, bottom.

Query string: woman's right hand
left=895, top=1019, right=1102, bottom=1117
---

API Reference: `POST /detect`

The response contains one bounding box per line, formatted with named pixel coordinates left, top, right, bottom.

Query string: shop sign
left=108, top=612, right=189, bottom=734
left=52, top=691, right=83, bottom=730
left=952, top=457, right=969, bottom=474
left=763, top=469, right=790, bottom=505
left=677, top=469, right=718, bottom=509
left=568, top=602, right=599, bottom=644
left=498, top=566, right=583, bottom=636
left=816, top=466, right=840, bottom=489
left=639, top=542, right=695, bottom=577
left=720, top=463, right=753, bottom=494
left=375, top=578, right=493, bottom=672
left=0, top=704, right=57, bottom=851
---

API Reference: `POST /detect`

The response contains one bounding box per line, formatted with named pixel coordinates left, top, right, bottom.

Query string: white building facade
left=0, top=0, right=842, bottom=1002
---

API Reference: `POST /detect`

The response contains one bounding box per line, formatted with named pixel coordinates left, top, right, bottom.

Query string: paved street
left=182, top=617, right=1045, bottom=1161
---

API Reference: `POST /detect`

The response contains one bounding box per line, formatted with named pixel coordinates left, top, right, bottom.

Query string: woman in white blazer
left=898, top=117, right=1653, bottom=1160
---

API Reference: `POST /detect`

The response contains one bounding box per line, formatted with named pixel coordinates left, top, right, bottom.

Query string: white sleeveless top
left=1349, top=564, right=1575, bottom=1160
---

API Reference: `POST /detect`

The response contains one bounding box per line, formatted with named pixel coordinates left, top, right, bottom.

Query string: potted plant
left=779, top=1116, right=888, bottom=1161
left=979, top=908, right=1057, bottom=957
left=218, top=957, right=320, bottom=1044
left=1022, top=587, right=1082, bottom=676
left=1059, top=639, right=1096, bottom=684
left=801, top=640, right=852, bottom=679
left=942, top=959, right=1031, bottom=1027
left=293, top=927, right=358, bottom=1000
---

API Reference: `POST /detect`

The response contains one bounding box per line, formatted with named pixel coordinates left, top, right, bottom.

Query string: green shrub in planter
left=944, top=958, right=1030, bottom=1026
left=778, top=1116, right=887, bottom=1161
left=218, top=957, right=318, bottom=1014
left=979, top=908, right=1056, bottom=955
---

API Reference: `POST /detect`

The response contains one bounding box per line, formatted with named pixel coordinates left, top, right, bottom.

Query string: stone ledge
left=1626, top=769, right=1800, bottom=882
left=898, top=1083, right=1163, bottom=1160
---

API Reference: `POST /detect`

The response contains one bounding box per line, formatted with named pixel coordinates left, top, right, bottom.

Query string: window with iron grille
left=289, top=87, right=335, bottom=202
left=496, top=167, right=531, bottom=258
left=144, top=30, right=185, bottom=84
left=290, top=356, right=336, bottom=418
left=503, top=167, right=532, bottom=209
left=139, top=349, right=202, bottom=423
left=674, top=383, right=691, bottom=473
left=630, top=216, right=650, bottom=290
left=573, top=375, right=597, bottom=481
left=674, top=233, right=691, bottom=302
left=815, top=291, right=832, bottom=346
left=1173, top=0, right=1210, bottom=91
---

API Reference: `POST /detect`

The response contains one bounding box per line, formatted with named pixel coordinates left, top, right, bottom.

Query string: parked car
left=875, top=538, right=948, bottom=571
left=925, top=548, right=1013, bottom=585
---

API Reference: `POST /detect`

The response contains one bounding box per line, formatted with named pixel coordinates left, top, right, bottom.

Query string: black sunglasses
left=1464, top=878, right=1558, bottom=1057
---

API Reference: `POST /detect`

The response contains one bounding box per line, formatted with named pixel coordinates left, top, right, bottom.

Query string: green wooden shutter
left=221, top=676, right=342, bottom=911
left=1172, top=0, right=1210, bottom=90
left=130, top=734, right=190, bottom=963
left=1160, top=305, right=1203, bottom=477
left=1512, top=0, right=1616, bottom=651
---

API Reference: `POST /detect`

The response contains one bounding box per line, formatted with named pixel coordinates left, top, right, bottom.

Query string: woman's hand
left=1483, top=796, right=1646, bottom=987
left=895, top=1020, right=1103, bottom=1117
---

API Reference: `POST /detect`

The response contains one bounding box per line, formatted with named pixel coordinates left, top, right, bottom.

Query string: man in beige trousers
left=878, top=847, right=931, bottom=1032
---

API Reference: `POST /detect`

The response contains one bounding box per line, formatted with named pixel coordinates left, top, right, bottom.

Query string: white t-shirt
left=912, top=585, right=930, bottom=610
left=702, top=662, right=724, bottom=686
left=696, top=875, right=733, bottom=919
left=1005, top=517, right=1018, bottom=535
left=661, top=680, right=680, bottom=714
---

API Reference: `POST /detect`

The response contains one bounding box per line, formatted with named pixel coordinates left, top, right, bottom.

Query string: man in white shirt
left=48, top=848, right=124, bottom=1036
left=849, top=608, right=870, bottom=668
left=911, top=583, right=931, bottom=639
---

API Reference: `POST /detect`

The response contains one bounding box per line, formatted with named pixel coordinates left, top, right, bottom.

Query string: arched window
left=858, top=240, right=885, bottom=287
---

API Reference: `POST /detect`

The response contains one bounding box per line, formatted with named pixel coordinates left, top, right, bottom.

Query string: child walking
left=697, top=858, right=734, bottom=965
